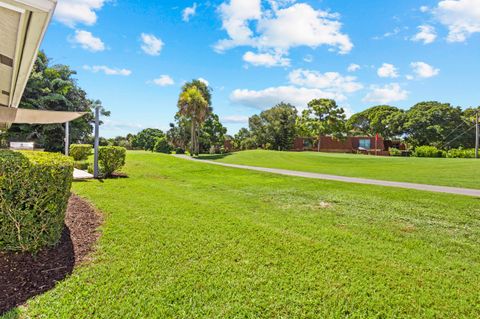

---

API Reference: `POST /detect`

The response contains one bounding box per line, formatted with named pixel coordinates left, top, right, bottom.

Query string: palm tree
left=177, top=86, right=209, bottom=155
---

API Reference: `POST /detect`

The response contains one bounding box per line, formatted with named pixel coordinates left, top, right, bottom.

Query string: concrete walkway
left=173, top=155, right=480, bottom=197
left=73, top=168, right=93, bottom=180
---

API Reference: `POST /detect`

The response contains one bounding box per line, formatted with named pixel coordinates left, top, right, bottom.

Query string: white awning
left=0, top=105, right=86, bottom=126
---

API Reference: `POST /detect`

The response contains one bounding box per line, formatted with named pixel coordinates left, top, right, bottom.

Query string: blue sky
left=41, top=0, right=480, bottom=138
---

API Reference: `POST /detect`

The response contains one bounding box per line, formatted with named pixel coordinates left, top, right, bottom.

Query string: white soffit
left=0, top=0, right=56, bottom=109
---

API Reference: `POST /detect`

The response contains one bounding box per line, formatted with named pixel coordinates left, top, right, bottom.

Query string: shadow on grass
left=196, top=153, right=233, bottom=161
left=0, top=227, right=75, bottom=316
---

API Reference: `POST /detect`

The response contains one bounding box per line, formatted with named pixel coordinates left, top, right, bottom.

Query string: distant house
left=293, top=136, right=403, bottom=156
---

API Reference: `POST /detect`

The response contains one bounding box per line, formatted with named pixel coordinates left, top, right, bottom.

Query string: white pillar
left=476, top=111, right=479, bottom=159
left=94, top=105, right=100, bottom=178
left=65, top=121, right=70, bottom=156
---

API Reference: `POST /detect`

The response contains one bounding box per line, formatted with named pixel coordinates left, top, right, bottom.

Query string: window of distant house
left=359, top=139, right=371, bottom=149
left=303, top=139, right=313, bottom=149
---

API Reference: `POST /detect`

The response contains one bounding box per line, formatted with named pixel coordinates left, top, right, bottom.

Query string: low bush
left=99, top=146, right=126, bottom=177
left=153, top=137, right=172, bottom=154
left=174, top=147, right=185, bottom=154
left=69, top=144, right=92, bottom=161
left=389, top=147, right=402, bottom=156
left=74, top=160, right=89, bottom=170
left=0, top=151, right=73, bottom=252
left=446, top=148, right=475, bottom=158
left=413, top=146, right=446, bottom=158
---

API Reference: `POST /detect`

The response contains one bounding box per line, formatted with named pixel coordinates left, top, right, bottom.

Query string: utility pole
left=476, top=110, right=479, bottom=159
left=93, top=105, right=100, bottom=178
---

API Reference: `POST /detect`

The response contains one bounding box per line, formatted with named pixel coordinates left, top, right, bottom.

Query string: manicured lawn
left=200, top=150, right=480, bottom=189
left=6, top=151, right=480, bottom=318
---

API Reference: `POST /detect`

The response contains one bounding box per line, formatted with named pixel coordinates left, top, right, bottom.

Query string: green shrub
left=69, top=144, right=92, bottom=161
left=389, top=147, right=402, bottom=156
left=0, top=151, right=73, bottom=252
left=99, top=146, right=126, bottom=177
left=74, top=160, right=89, bottom=170
left=413, top=146, right=446, bottom=158
left=153, top=137, right=172, bottom=154
left=447, top=148, right=475, bottom=158
left=174, top=147, right=185, bottom=154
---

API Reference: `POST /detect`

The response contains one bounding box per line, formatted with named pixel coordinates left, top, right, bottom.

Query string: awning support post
left=65, top=121, right=70, bottom=156
left=94, top=105, right=100, bottom=178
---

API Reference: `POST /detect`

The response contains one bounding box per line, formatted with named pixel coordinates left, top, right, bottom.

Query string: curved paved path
left=173, top=155, right=480, bottom=197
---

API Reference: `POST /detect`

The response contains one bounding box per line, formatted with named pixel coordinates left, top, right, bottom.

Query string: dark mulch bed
left=0, top=194, right=102, bottom=315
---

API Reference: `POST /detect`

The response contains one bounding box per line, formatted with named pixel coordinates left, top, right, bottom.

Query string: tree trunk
left=191, top=121, right=196, bottom=156
left=317, top=135, right=321, bottom=152
left=196, top=126, right=200, bottom=155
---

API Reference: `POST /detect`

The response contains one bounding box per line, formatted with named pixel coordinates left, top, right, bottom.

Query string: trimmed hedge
left=99, top=146, right=126, bottom=177
left=446, top=148, right=475, bottom=158
left=413, top=146, right=446, bottom=158
left=0, top=151, right=74, bottom=252
left=389, top=147, right=402, bottom=156
left=70, top=144, right=92, bottom=161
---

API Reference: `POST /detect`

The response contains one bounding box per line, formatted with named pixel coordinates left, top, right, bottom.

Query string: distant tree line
left=233, top=100, right=478, bottom=151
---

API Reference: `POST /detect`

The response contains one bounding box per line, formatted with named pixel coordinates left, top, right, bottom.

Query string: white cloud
left=221, top=115, right=250, bottom=123
left=303, top=54, right=314, bottom=63
left=256, top=4, right=353, bottom=54
left=377, top=63, right=399, bottom=78
left=102, top=119, right=144, bottom=131
left=420, top=5, right=430, bottom=12
left=141, top=33, right=164, bottom=56
left=215, top=1, right=353, bottom=58
left=243, top=50, right=290, bottom=67
left=435, top=0, right=480, bottom=42
left=83, top=65, right=131, bottom=76
left=231, top=86, right=342, bottom=110
left=410, top=61, right=440, bottom=78
left=69, top=30, right=105, bottom=52
left=216, top=0, right=262, bottom=50
left=373, top=27, right=401, bottom=40
left=411, top=25, right=437, bottom=44
left=54, top=0, right=106, bottom=27
left=198, top=78, right=210, bottom=86
left=363, top=83, right=408, bottom=104
left=183, top=3, right=198, bottom=22
left=230, top=66, right=363, bottom=110
left=288, top=69, right=363, bottom=94
left=347, top=63, right=360, bottom=72
left=153, top=75, right=175, bottom=86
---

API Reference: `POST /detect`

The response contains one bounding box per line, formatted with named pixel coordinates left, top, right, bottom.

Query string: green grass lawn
left=6, top=151, right=480, bottom=318
left=200, top=150, right=480, bottom=189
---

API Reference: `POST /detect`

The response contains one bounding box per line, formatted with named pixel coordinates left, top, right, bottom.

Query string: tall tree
left=181, top=79, right=212, bottom=107
left=132, top=128, right=165, bottom=151
left=166, top=121, right=190, bottom=150
left=346, top=105, right=405, bottom=139
left=233, top=128, right=251, bottom=150
left=249, top=103, right=298, bottom=151
left=297, top=99, right=346, bottom=151
left=177, top=86, right=209, bottom=155
left=6, top=51, right=109, bottom=152
left=404, top=101, right=471, bottom=148
left=199, top=113, right=227, bottom=153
